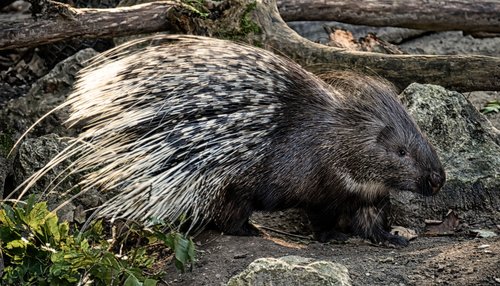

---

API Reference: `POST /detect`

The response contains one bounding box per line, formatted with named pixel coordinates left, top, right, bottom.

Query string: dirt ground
left=163, top=228, right=500, bottom=285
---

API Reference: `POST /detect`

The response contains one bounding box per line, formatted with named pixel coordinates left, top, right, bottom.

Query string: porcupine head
left=295, top=73, right=446, bottom=246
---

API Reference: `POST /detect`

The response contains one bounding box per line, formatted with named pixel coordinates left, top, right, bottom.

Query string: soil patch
left=163, top=229, right=500, bottom=285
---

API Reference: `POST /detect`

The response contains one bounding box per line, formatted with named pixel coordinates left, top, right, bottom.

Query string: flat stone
left=227, top=255, right=351, bottom=286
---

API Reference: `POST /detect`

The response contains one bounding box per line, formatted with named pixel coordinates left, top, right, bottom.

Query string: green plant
left=239, top=1, right=261, bottom=35
left=148, top=221, right=195, bottom=273
left=0, top=197, right=195, bottom=285
left=481, top=100, right=500, bottom=114
left=214, top=0, right=262, bottom=45
left=181, top=0, right=209, bottom=18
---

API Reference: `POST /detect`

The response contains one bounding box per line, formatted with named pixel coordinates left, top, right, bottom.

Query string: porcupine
left=17, top=34, right=445, bottom=246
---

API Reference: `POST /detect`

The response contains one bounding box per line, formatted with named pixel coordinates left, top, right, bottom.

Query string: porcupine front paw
left=373, top=230, right=409, bottom=247
left=386, top=234, right=409, bottom=247
left=353, top=206, right=409, bottom=247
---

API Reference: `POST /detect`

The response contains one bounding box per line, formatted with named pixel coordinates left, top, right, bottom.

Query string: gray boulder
left=391, top=83, right=500, bottom=230
left=0, top=48, right=98, bottom=202
left=227, top=256, right=351, bottom=286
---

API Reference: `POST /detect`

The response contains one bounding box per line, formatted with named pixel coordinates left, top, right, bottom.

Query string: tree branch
left=277, top=0, right=500, bottom=33
left=0, top=1, right=189, bottom=50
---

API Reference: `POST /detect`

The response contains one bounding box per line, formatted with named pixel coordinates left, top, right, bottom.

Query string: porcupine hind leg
left=212, top=185, right=260, bottom=236
left=307, top=209, right=349, bottom=243
left=352, top=204, right=409, bottom=247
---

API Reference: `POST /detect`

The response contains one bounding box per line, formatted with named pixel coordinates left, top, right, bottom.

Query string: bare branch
left=0, top=1, right=188, bottom=50
left=277, top=0, right=500, bottom=33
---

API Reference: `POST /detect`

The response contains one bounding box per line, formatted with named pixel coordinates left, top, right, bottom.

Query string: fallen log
left=277, top=0, right=500, bottom=33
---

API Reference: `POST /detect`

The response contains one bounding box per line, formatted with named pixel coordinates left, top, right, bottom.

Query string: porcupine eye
left=398, top=149, right=407, bottom=157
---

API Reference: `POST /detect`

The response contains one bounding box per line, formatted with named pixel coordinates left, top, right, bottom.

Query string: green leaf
left=0, top=204, right=17, bottom=227
left=59, top=221, right=70, bottom=239
left=26, top=202, right=50, bottom=233
left=44, top=213, right=61, bottom=242
left=161, top=232, right=174, bottom=249
left=24, top=195, right=37, bottom=214
left=187, top=238, right=195, bottom=263
left=153, top=230, right=195, bottom=271
left=143, top=278, right=158, bottom=286
left=482, top=106, right=499, bottom=114
left=49, top=260, right=66, bottom=276
left=124, top=274, right=142, bottom=286
left=0, top=225, right=20, bottom=243
left=63, top=252, right=83, bottom=260
left=481, top=100, right=500, bottom=114
left=79, top=238, right=90, bottom=251
left=6, top=239, right=28, bottom=249
left=101, top=252, right=122, bottom=270
left=0, top=208, right=14, bottom=227
left=173, top=233, right=194, bottom=272
left=83, top=219, right=103, bottom=238
left=51, top=251, right=65, bottom=264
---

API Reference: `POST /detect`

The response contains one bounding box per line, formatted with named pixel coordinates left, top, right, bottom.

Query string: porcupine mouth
left=388, top=179, right=435, bottom=197
left=401, top=178, right=439, bottom=197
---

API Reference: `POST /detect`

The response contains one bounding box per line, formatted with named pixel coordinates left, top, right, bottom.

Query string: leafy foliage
left=481, top=100, right=500, bottom=114
left=148, top=221, right=195, bottom=273
left=181, top=0, right=209, bottom=18
left=0, top=197, right=195, bottom=285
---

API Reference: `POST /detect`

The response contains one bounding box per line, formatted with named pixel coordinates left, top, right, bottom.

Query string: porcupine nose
left=429, top=169, right=445, bottom=195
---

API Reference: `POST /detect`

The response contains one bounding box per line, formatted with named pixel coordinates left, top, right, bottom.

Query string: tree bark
left=0, top=1, right=190, bottom=50
left=0, top=0, right=499, bottom=92
left=277, top=0, right=500, bottom=33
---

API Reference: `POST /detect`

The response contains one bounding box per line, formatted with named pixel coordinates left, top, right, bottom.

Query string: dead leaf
left=324, top=26, right=359, bottom=50
left=359, top=33, right=404, bottom=54
left=265, top=236, right=305, bottom=249
left=424, top=210, right=460, bottom=236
